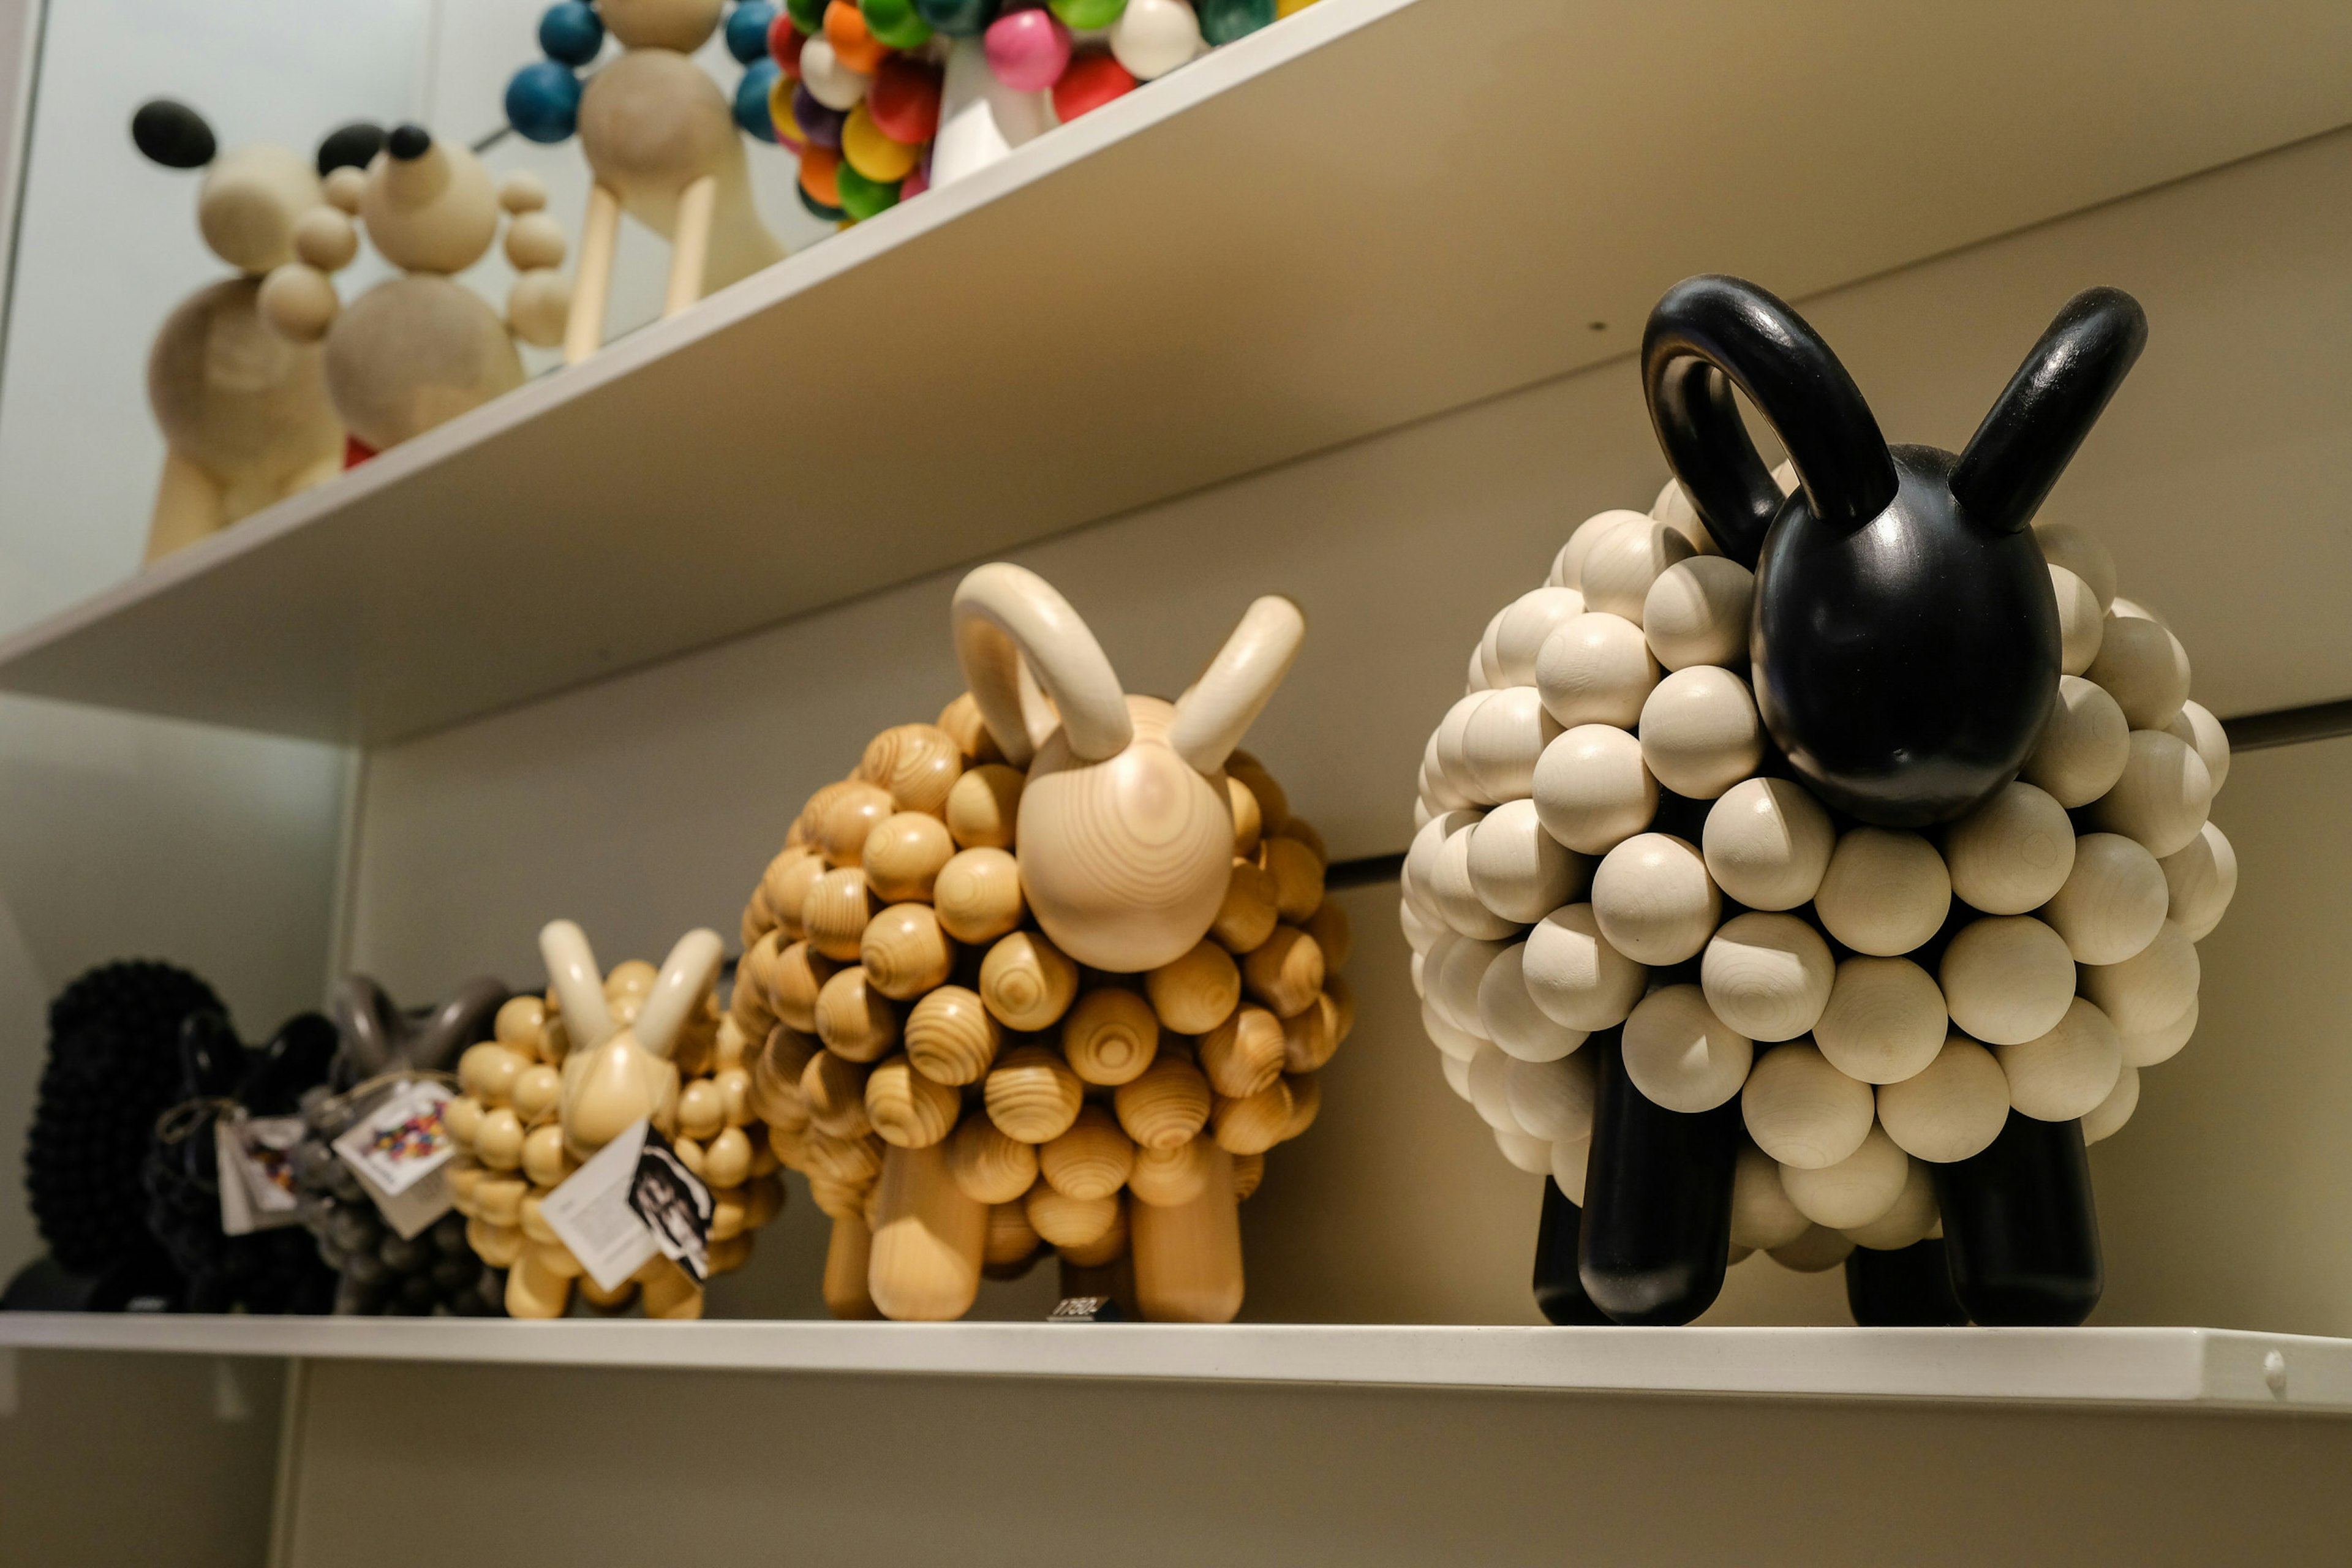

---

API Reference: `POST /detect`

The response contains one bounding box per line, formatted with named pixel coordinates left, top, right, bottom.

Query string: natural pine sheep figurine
left=438, top=932, right=787, bottom=1320
left=1408, top=275, right=2232, bottom=1330
left=258, top=124, right=572, bottom=459
left=130, top=100, right=382, bottom=562
left=736, top=562, right=1346, bottom=1324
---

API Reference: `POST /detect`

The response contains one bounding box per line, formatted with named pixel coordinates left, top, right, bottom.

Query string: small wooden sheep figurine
left=734, top=563, right=1349, bottom=1323
left=439, top=929, right=787, bottom=1319
left=130, top=100, right=380, bottom=562
left=258, top=125, right=572, bottom=459
left=1410, top=276, right=2233, bottom=1330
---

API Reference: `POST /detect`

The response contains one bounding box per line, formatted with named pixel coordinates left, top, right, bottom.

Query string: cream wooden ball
left=1420, top=732, right=1471, bottom=812
left=2034, top=519, right=2116, bottom=609
left=1550, top=1134, right=1591, bottom=1204
left=1592, top=832, right=1721, bottom=965
left=2160, top=821, right=2237, bottom=940
left=1421, top=998, right=1485, bottom=1063
left=1642, top=557, right=1754, bottom=671
left=2090, top=729, right=2213, bottom=858
left=1464, top=685, right=1562, bottom=803
left=1939, top=916, right=2075, bottom=1045
left=1473, top=607, right=1507, bottom=691
left=1702, top=777, right=1834, bottom=911
left=1532, top=725, right=1657, bottom=855
left=1494, top=1126, right=1554, bottom=1175
left=1439, top=1049, right=1475, bottom=1102
left=1768, top=1225, right=1856, bottom=1273
left=1432, top=693, right=1498, bottom=806
left=2081, top=1062, right=2140, bottom=1145
left=1477, top=941, right=1589, bottom=1063
left=2119, top=995, right=2196, bottom=1067
left=2109, top=595, right=2168, bottom=627
left=1701, top=912, right=1833, bottom=1042
left=1399, top=895, right=1443, bottom=956
left=2166, top=699, right=2231, bottom=794
left=2079, top=918, right=2199, bottom=1035
left=1492, top=587, right=1587, bottom=687
left=1403, top=808, right=1479, bottom=916
left=1779, top=1125, right=1908, bottom=1230
left=1535, top=613, right=1659, bottom=729
left=1506, top=1051, right=1596, bottom=1143
left=1815, top=828, right=1951, bottom=957
left=1428, top=813, right=1522, bottom=941
left=2050, top=565, right=2105, bottom=677
left=2085, top=616, right=2191, bottom=730
left=1875, top=1033, right=2009, bottom=1162
left=1740, top=1042, right=1873, bottom=1169
left=1581, top=516, right=1695, bottom=623
left=1812, top=957, right=1947, bottom=1085
left=1728, top=1141, right=1811, bottom=1250
left=1468, top=799, right=1588, bottom=925
left=1649, top=478, right=1721, bottom=557
left=1841, top=1158, right=1940, bottom=1250
left=1464, top=1044, right=1521, bottom=1134
left=2022, top=676, right=2130, bottom=808
left=1944, top=781, right=2074, bottom=915
left=1429, top=935, right=1512, bottom=1038
left=1621, top=984, right=1752, bottom=1112
left=1638, top=666, right=1763, bottom=800
left=1522, top=903, right=1647, bottom=1031
left=1550, top=510, right=1648, bottom=591
left=1996, top=996, right=2122, bottom=1121
left=2041, top=831, right=2167, bottom=964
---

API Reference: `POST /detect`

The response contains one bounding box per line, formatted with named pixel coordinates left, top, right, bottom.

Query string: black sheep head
left=330, top=974, right=509, bottom=1089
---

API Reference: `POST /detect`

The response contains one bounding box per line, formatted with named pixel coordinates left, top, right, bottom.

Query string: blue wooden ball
left=538, top=2, right=605, bottom=67
left=1197, top=0, right=1272, bottom=45
left=507, top=61, right=584, bottom=143
left=734, top=60, right=783, bottom=140
left=726, top=2, right=780, bottom=62
left=914, top=0, right=1001, bottom=34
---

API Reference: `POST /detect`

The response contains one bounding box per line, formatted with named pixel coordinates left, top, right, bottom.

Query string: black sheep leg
left=1931, top=1111, right=2102, bottom=1327
left=1532, top=1175, right=1610, bottom=1324
left=1845, top=1238, right=1969, bottom=1325
left=1577, top=1030, right=1740, bottom=1325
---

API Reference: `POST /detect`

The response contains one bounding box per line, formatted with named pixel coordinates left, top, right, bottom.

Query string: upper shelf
left=2, top=0, right=2348, bottom=745
left=4, top=1316, right=2347, bottom=1412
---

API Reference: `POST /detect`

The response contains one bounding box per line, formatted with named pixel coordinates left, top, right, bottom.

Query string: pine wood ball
left=1213, top=1080, right=1296, bottom=1155
left=2166, top=700, right=2232, bottom=794
left=1468, top=799, right=1587, bottom=925
left=2160, top=821, right=2237, bottom=941
left=1550, top=510, right=1649, bottom=590
left=1431, top=813, right=1523, bottom=941
left=1302, top=899, right=1353, bottom=971
left=1282, top=993, right=1339, bottom=1074
left=1701, top=912, right=1834, bottom=1042
left=2091, top=729, right=2213, bottom=858
left=804, top=867, right=877, bottom=961
left=678, top=1078, right=726, bottom=1139
left=1199, top=1004, right=1286, bottom=1098
left=1593, top=832, right=1720, bottom=965
left=2081, top=918, right=2199, bottom=1036
left=1243, top=927, right=1325, bottom=1018
left=1702, top=777, right=1833, bottom=911
left=1061, top=987, right=1160, bottom=1086
left=770, top=941, right=838, bottom=1035
left=1214, top=858, right=1283, bottom=954
left=1638, top=666, right=1763, bottom=799
left=2034, top=519, right=2116, bottom=609
left=802, top=1050, right=874, bottom=1139
left=1815, top=828, right=1951, bottom=957
left=1026, top=1182, right=1119, bottom=1249
left=820, top=781, right=897, bottom=866
left=860, top=723, right=965, bottom=815
left=982, top=930, right=1082, bottom=1031
left=1127, top=1135, right=1212, bottom=1208
left=2050, top=565, right=2106, bottom=677
left=1813, top=957, right=1947, bottom=1085
left=1504, top=1050, right=1596, bottom=1143
left=1780, top=1125, right=1909, bottom=1229
left=1493, top=587, right=1588, bottom=686
left=1227, top=774, right=1265, bottom=859
left=1400, top=894, right=1443, bottom=957
left=861, top=903, right=959, bottom=1000
left=944, top=764, right=1025, bottom=850
left=1473, top=607, right=1507, bottom=691
left=1535, top=613, right=1660, bottom=729
left=865, top=1057, right=960, bottom=1148
left=1549, top=1134, right=1591, bottom=1205
left=1741, top=1042, right=1873, bottom=1169
left=1875, top=1033, right=2009, bottom=1162
left=816, top=967, right=903, bottom=1062
left=1642, top=556, right=1755, bottom=671
left=935, top=847, right=1028, bottom=945
left=761, top=848, right=826, bottom=943
left=1533, top=725, right=1658, bottom=855
left=1940, top=916, right=2075, bottom=1045
left=1943, top=782, right=2075, bottom=915
left=1476, top=941, right=1588, bottom=1062
left=1770, top=1221, right=1859, bottom=1268
left=460, top=1041, right=528, bottom=1104
left=1263, top=835, right=1325, bottom=923
left=982, top=1198, right=1042, bottom=1267
left=2041, top=832, right=2167, bottom=964
left=2081, top=1062, right=2140, bottom=1145
left=985, top=1044, right=1084, bottom=1144
left=1114, top=1055, right=1213, bottom=1150
left=2086, top=615, right=2192, bottom=730
left=1433, top=692, right=1498, bottom=805
left=1039, top=1106, right=1136, bottom=1200
left=1621, top=984, right=1752, bottom=1112
left=1420, top=736, right=1471, bottom=814
left=1522, top=903, right=1647, bottom=1030
left=903, top=986, right=1000, bottom=1085
left=936, top=691, right=1001, bottom=764
left=1996, top=997, right=2122, bottom=1121
left=514, top=1063, right=564, bottom=1125
left=1842, top=1158, right=1940, bottom=1250
left=1729, top=1141, right=1812, bottom=1250
left=1581, top=516, right=1696, bottom=623
left=1464, top=686, right=1564, bottom=807
left=477, top=1106, right=526, bottom=1170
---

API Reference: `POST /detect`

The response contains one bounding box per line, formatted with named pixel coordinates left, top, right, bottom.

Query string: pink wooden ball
left=986, top=8, right=1072, bottom=91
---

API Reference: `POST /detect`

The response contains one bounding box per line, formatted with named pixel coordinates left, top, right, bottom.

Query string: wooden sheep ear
left=330, top=975, right=399, bottom=1080
left=1951, top=287, right=2147, bottom=535
left=409, top=976, right=512, bottom=1073
left=1168, top=597, right=1306, bottom=776
left=635, top=930, right=724, bottom=1059
left=951, top=564, right=1133, bottom=767
left=538, top=920, right=614, bottom=1050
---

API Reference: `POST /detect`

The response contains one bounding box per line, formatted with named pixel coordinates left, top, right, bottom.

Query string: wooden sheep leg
left=867, top=1143, right=986, bottom=1321
left=144, top=450, right=227, bottom=563
left=663, top=175, right=717, bottom=319
left=824, top=1214, right=883, bottom=1319
left=564, top=183, right=623, bottom=366
left=1131, top=1144, right=1244, bottom=1322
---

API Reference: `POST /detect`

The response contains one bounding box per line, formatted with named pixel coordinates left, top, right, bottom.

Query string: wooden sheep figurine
left=734, top=565, right=1348, bottom=1324
left=130, top=100, right=380, bottom=562
left=258, top=124, right=572, bottom=459
left=1409, top=276, right=2234, bottom=1332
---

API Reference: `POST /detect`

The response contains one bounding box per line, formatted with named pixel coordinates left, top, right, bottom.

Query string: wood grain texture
left=1728, top=1141, right=1811, bottom=1250
left=1025, top=1181, right=1120, bottom=1248
left=982, top=1198, right=1042, bottom=1269
left=980, top=930, right=1080, bottom=1031
left=1131, top=1141, right=1244, bottom=1322
left=867, top=1143, right=986, bottom=1321
left=820, top=782, right=898, bottom=867
left=1128, top=1134, right=1213, bottom=1207
left=2079, top=918, right=2200, bottom=1035
left=1637, top=665, right=1763, bottom=800
left=2022, top=675, right=2132, bottom=806
left=1942, top=782, right=2075, bottom=915
left=2090, top=729, right=2214, bottom=858
left=1815, top=828, right=1951, bottom=957
left=1621, top=983, right=1752, bottom=1114
left=1241, top=926, right=1324, bottom=1018
left=860, top=722, right=965, bottom=815
left=984, top=1042, right=1085, bottom=1144
left=904, top=985, right=1003, bottom=1085
left=1056, top=1194, right=1131, bottom=1268
left=1996, top=996, right=2124, bottom=1121
left=933, top=846, right=1027, bottom=944
left=761, top=846, right=826, bottom=941
left=944, top=763, right=1024, bottom=850
left=1939, top=916, right=2076, bottom=1046
left=947, top=1113, right=1039, bottom=1205
left=865, top=1055, right=963, bottom=1148
left=1642, top=555, right=1753, bottom=671
left=860, top=902, right=960, bottom=1000
left=1740, top=1041, right=1874, bottom=1170
left=1226, top=751, right=1290, bottom=835
left=1199, top=1003, right=1287, bottom=1098
left=767, top=940, right=838, bottom=1034
left=1592, top=832, right=1719, bottom=965
left=1875, top=1034, right=2010, bottom=1163
left=804, top=866, right=878, bottom=962
left=1148, top=939, right=1245, bottom=1033
left=802, top=1049, right=875, bottom=1140
left=1812, top=957, right=1948, bottom=1085
left=1113, top=1054, right=1213, bottom=1151
left=1211, top=858, right=1282, bottom=954
left=1061, top=986, right=1161, bottom=1086
left=1779, top=1125, right=1909, bottom=1230
left=1212, top=1079, right=1295, bottom=1156
left=2041, top=831, right=2168, bottom=964
left=814, top=965, right=903, bottom=1063
left=1040, top=1106, right=1137, bottom=1200
left=863, top=812, right=957, bottom=903
left=1700, top=911, right=1834, bottom=1043
left=1281, top=992, right=1340, bottom=1074
left=1531, top=722, right=1659, bottom=857
left=2158, top=820, right=2237, bottom=940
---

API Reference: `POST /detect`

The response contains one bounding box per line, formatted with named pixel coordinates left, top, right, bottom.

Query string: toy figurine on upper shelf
left=1406, top=275, right=2234, bottom=1332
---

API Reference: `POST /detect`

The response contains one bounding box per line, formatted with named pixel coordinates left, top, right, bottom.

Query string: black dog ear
left=316, top=121, right=386, bottom=176
left=132, top=99, right=216, bottom=169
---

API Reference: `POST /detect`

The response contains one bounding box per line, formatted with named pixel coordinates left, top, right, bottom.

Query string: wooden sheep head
left=1642, top=275, right=2146, bottom=826
left=132, top=99, right=332, bottom=276
left=951, top=563, right=1306, bottom=973
left=540, top=921, right=723, bottom=1156
left=601, top=0, right=728, bottom=50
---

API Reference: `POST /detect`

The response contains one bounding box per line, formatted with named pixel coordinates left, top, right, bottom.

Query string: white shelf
left=1, top=0, right=2346, bottom=744
left=3, top=1317, right=2346, bottom=1412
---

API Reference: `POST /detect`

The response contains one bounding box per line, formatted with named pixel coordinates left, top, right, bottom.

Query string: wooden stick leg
left=824, top=1214, right=882, bottom=1319
left=662, top=174, right=718, bottom=318
left=867, top=1142, right=985, bottom=1321
left=143, top=449, right=226, bottom=564
left=564, top=183, right=623, bottom=365
left=1132, top=1142, right=1245, bottom=1322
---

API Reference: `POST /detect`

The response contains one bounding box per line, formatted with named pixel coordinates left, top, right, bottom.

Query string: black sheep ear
left=316, top=121, right=386, bottom=176
left=132, top=99, right=217, bottom=169
left=409, top=977, right=511, bottom=1073
left=1951, top=287, right=2147, bottom=533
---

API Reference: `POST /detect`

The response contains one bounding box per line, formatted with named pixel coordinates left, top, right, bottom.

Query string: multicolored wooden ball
left=1051, top=0, right=1129, bottom=26
left=986, top=6, right=1072, bottom=89
left=771, top=12, right=809, bottom=70
left=1111, top=0, right=1202, bottom=78
left=794, top=83, right=847, bottom=147
left=867, top=55, right=944, bottom=143
left=800, top=143, right=845, bottom=206
left=915, top=0, right=1001, bottom=34
left=506, top=61, right=584, bottom=144
left=539, top=1, right=606, bottom=66
left=1197, top=0, right=1274, bottom=45
left=788, top=0, right=831, bottom=33
left=731, top=1, right=784, bottom=61
left=736, top=60, right=785, bottom=140
left=835, top=158, right=902, bottom=220
left=861, top=0, right=938, bottom=48
left=1054, top=51, right=1137, bottom=120
left=826, top=0, right=892, bottom=71
left=843, top=102, right=921, bottom=181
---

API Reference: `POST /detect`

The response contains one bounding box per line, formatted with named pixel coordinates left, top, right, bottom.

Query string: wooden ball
left=2086, top=615, right=2191, bottom=730
left=2160, top=821, right=2236, bottom=941
left=1943, top=782, right=2074, bottom=915
left=2092, top=729, right=2214, bottom=859
left=815, top=965, right=902, bottom=1062
left=1996, top=997, right=2122, bottom=1121
left=1841, top=1158, right=1940, bottom=1250
left=2081, top=1062, right=2140, bottom=1145
left=770, top=941, right=837, bottom=1035
left=802, top=1049, right=875, bottom=1139
left=1025, top=1182, right=1118, bottom=1249
left=1494, top=1124, right=1550, bottom=1174
left=1212, top=858, right=1283, bottom=954
left=2080, top=918, right=2199, bottom=1036
left=863, top=813, right=957, bottom=903
left=1147, top=939, right=1243, bottom=1033
left=1533, top=724, right=1658, bottom=856
left=1581, top=516, right=1695, bottom=622
left=521, top=1123, right=574, bottom=1189
left=984, top=1044, right=1084, bottom=1144
left=1242, top=927, right=1325, bottom=1017
left=2050, top=564, right=2105, bottom=677
left=1813, top=957, right=1947, bottom=1085
left=514, top=1063, right=564, bottom=1126
left=804, top=866, right=876, bottom=962
left=1464, top=685, right=1562, bottom=803
left=1433, top=692, right=1498, bottom=805
left=1940, top=916, right=2075, bottom=1046
left=2022, top=675, right=2130, bottom=807
left=1521, top=903, right=1647, bottom=1031
left=459, top=1041, right=527, bottom=1106
left=1779, top=1124, right=1908, bottom=1229
left=677, top=1078, right=726, bottom=1139
left=1282, top=992, right=1339, bottom=1073
left=1535, top=613, right=1660, bottom=729
left=1815, top=828, right=1951, bottom=957
left=1226, top=774, right=1265, bottom=859
left=1114, top=1054, right=1213, bottom=1150
left=861, top=903, right=959, bottom=1000
left=807, top=1175, right=870, bottom=1223
left=1196, top=1003, right=1284, bottom=1098
left=1493, top=587, right=1588, bottom=686
left=1638, top=666, right=1762, bottom=800
left=1740, top=1042, right=1873, bottom=1169
left=1768, top=1224, right=1856, bottom=1273
left=2166, top=700, right=2231, bottom=795
left=1128, top=1135, right=1213, bottom=1207
left=1621, top=984, right=1751, bottom=1112
left=1423, top=978, right=1487, bottom=1061
left=1400, top=892, right=1443, bottom=957
left=1227, top=750, right=1291, bottom=835
left=982, top=930, right=1080, bottom=1031
left=1467, top=799, right=1586, bottom=925
left=1729, top=1142, right=1811, bottom=1250
left=927, top=851, right=1020, bottom=951
left=1212, top=1080, right=1295, bottom=1155
left=946, top=1114, right=1037, bottom=1204
left=2034, top=520, right=2116, bottom=609
left=865, top=1057, right=961, bottom=1148
left=1504, top=1050, right=1596, bottom=1142
left=1301, top=899, right=1352, bottom=971
left=761, top=848, right=827, bottom=943
left=860, top=723, right=964, bottom=815
left=1702, top=911, right=1833, bottom=1042
left=1648, top=477, right=1717, bottom=554
left=1263, top=835, right=1325, bottom=925
left=1404, top=807, right=1477, bottom=919
left=938, top=690, right=1004, bottom=764
left=476, top=1106, right=525, bottom=1170
left=752, top=1028, right=816, bottom=1126
left=1039, top=1105, right=1136, bottom=1200
left=944, top=764, right=1024, bottom=850
left=904, top=985, right=1001, bottom=1085
left=1476, top=941, right=1588, bottom=1061
left=1872, top=1032, right=2007, bottom=1162
left=820, top=781, right=897, bottom=866
left=1591, top=832, right=1719, bottom=965
left=798, top=1127, right=884, bottom=1186
left=1284, top=1068, right=1324, bottom=1142
left=494, top=994, right=545, bottom=1050
left=1550, top=509, right=1648, bottom=590
left=1702, top=777, right=1833, bottom=911
left=982, top=1199, right=1042, bottom=1267
left=703, top=1127, right=754, bottom=1190
left=1549, top=1133, right=1591, bottom=1204
left=1061, top=987, right=1161, bottom=1086
left=2041, top=832, right=2167, bottom=964
left=1642, top=556, right=1754, bottom=671
left=1474, top=1044, right=1523, bottom=1133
